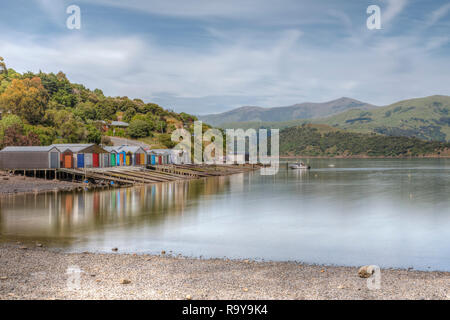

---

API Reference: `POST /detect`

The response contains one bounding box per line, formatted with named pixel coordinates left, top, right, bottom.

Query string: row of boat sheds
left=0, top=144, right=190, bottom=170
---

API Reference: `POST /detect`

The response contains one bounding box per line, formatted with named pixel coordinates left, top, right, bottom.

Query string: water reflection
left=0, top=175, right=234, bottom=238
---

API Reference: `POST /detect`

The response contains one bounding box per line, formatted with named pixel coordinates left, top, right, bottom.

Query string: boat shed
left=52, top=144, right=109, bottom=168
left=149, top=149, right=172, bottom=165
left=0, top=146, right=60, bottom=170
left=104, top=146, right=118, bottom=167
left=116, top=146, right=147, bottom=166
left=149, top=149, right=190, bottom=165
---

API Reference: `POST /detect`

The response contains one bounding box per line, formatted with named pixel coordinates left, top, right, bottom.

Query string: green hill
left=314, top=95, right=450, bottom=141
left=199, top=97, right=376, bottom=126
left=0, top=57, right=199, bottom=149
left=222, top=95, right=450, bottom=142
left=280, top=124, right=450, bottom=157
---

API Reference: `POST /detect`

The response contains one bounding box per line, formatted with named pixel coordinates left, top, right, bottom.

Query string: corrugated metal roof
left=104, top=146, right=119, bottom=152
left=117, top=146, right=145, bottom=153
left=51, top=144, right=95, bottom=152
left=149, top=149, right=173, bottom=155
left=0, top=146, right=58, bottom=152
left=110, top=121, right=129, bottom=127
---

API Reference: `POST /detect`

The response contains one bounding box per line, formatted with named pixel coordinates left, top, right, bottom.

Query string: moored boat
left=289, top=162, right=311, bottom=169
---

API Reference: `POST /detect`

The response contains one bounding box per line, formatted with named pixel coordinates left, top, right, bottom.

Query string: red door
left=64, top=154, right=73, bottom=168
left=158, top=156, right=162, bottom=165
left=136, top=154, right=140, bottom=165
left=93, top=153, right=99, bottom=168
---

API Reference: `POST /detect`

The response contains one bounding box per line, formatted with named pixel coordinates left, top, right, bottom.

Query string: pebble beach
left=0, top=243, right=448, bottom=300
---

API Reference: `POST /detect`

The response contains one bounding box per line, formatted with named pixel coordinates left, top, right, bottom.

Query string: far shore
left=280, top=155, right=450, bottom=159
left=0, top=243, right=448, bottom=300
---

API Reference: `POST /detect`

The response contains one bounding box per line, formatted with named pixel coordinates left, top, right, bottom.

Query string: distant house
left=0, top=146, right=60, bottom=169
left=110, top=121, right=129, bottom=128
left=107, top=121, right=129, bottom=136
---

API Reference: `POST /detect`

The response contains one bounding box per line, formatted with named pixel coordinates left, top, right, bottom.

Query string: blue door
left=77, top=154, right=85, bottom=168
left=151, top=155, right=156, bottom=165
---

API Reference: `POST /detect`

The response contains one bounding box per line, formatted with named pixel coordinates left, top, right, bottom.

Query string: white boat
left=289, top=162, right=311, bottom=170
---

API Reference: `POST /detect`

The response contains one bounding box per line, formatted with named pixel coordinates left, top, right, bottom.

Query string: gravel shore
left=0, top=243, right=448, bottom=300
left=0, top=172, right=81, bottom=196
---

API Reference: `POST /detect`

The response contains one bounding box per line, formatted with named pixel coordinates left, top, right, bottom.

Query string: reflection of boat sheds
left=0, top=146, right=61, bottom=169
left=52, top=144, right=109, bottom=168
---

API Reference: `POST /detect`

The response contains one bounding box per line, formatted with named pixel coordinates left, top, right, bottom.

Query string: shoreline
left=280, top=155, right=450, bottom=159
left=0, top=172, right=82, bottom=197
left=0, top=164, right=258, bottom=196
left=0, top=243, right=448, bottom=300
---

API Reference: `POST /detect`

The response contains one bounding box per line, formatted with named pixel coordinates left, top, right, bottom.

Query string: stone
left=243, top=288, right=248, bottom=292
left=0, top=276, right=8, bottom=280
left=120, top=279, right=131, bottom=284
left=36, top=243, right=43, bottom=247
left=185, top=294, right=192, bottom=300
left=358, top=265, right=375, bottom=278
left=161, top=250, right=166, bottom=255
left=112, top=248, right=118, bottom=252
left=19, top=246, right=28, bottom=250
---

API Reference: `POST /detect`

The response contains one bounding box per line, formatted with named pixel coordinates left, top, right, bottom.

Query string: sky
left=1, top=0, right=450, bottom=115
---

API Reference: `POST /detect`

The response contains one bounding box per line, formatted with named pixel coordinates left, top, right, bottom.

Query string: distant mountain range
left=198, top=97, right=376, bottom=126
left=203, top=95, right=450, bottom=142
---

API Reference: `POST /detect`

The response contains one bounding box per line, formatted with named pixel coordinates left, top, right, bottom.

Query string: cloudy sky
left=1, top=0, right=450, bottom=114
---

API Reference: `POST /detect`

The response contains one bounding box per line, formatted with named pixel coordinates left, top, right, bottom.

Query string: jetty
left=4, top=164, right=259, bottom=188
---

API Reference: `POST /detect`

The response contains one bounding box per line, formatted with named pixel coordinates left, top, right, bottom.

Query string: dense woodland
left=0, top=57, right=199, bottom=149
left=280, top=125, right=450, bottom=157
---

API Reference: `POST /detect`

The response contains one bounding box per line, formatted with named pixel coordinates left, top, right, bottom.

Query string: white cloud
left=383, top=0, right=408, bottom=26
left=2, top=27, right=450, bottom=114
left=33, top=0, right=67, bottom=25
left=427, top=3, right=450, bottom=27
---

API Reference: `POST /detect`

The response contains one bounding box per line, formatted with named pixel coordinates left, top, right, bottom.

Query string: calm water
left=1, top=159, right=450, bottom=271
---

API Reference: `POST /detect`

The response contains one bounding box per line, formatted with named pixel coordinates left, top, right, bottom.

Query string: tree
left=85, top=124, right=101, bottom=144
left=1, top=123, right=41, bottom=147
left=0, top=57, right=7, bottom=76
left=128, top=119, right=150, bottom=138
left=0, top=114, right=23, bottom=144
left=0, top=77, right=49, bottom=124
left=123, top=107, right=136, bottom=123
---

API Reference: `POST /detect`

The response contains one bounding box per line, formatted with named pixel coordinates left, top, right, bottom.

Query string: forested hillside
left=0, top=57, right=198, bottom=149
left=280, top=125, right=450, bottom=157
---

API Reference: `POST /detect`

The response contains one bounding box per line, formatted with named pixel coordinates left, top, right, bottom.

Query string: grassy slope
left=221, top=95, right=450, bottom=141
